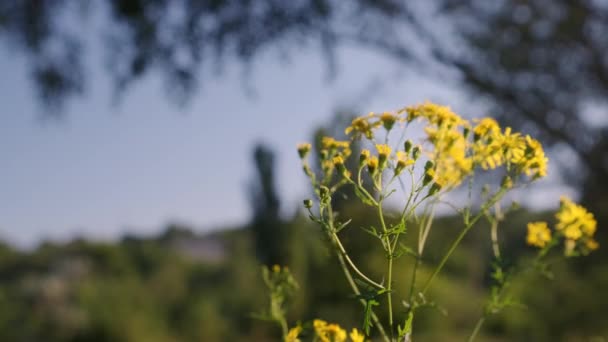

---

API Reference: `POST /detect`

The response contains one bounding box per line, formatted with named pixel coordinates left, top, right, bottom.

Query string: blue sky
left=0, top=41, right=569, bottom=248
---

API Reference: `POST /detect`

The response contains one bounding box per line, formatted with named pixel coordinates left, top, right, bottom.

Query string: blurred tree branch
left=2, top=0, right=607, bottom=188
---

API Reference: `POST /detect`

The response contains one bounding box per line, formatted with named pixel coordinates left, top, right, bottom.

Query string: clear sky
left=0, top=41, right=569, bottom=248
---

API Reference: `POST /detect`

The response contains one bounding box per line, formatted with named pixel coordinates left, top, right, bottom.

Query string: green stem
left=327, top=202, right=390, bottom=342
left=332, top=232, right=385, bottom=290
left=468, top=317, right=485, bottom=342
left=421, top=188, right=507, bottom=296
left=377, top=201, right=394, bottom=335
left=335, top=252, right=390, bottom=342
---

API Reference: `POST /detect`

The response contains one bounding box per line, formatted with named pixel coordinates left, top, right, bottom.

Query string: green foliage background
left=1, top=202, right=606, bottom=341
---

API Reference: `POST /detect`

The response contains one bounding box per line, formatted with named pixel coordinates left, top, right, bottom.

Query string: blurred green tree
left=249, top=143, right=288, bottom=266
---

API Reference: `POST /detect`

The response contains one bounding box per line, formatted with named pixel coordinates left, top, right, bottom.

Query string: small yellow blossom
left=375, top=144, right=392, bottom=157
left=297, top=143, right=312, bottom=159
left=395, top=151, right=414, bottom=175
left=380, top=112, right=398, bottom=130
left=333, top=155, right=344, bottom=166
left=285, top=326, right=302, bottom=342
left=518, top=135, right=548, bottom=178
left=473, top=118, right=501, bottom=140
left=322, top=137, right=350, bottom=150
left=526, top=221, right=552, bottom=248
left=359, top=149, right=370, bottom=165
left=313, top=320, right=347, bottom=342
left=367, top=156, right=379, bottom=175
left=350, top=328, right=365, bottom=342
left=500, top=127, right=526, bottom=164
left=322, top=160, right=335, bottom=174
left=345, top=116, right=378, bottom=139
left=406, top=102, right=467, bottom=127
left=376, top=144, right=391, bottom=169
left=555, top=196, right=596, bottom=240
left=426, top=125, right=472, bottom=188
left=586, top=239, right=600, bottom=251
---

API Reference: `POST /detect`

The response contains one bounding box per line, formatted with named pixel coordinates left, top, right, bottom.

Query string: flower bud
left=428, top=182, right=442, bottom=196
left=318, top=186, right=330, bottom=202
left=359, top=149, right=370, bottom=166
left=376, top=144, right=391, bottom=170
left=501, top=175, right=513, bottom=189
left=395, top=151, right=413, bottom=176
left=380, top=112, right=397, bottom=131
left=404, top=140, right=413, bottom=154
left=423, top=169, right=435, bottom=186
left=333, top=155, right=349, bottom=179
left=412, top=146, right=421, bottom=160
left=424, top=160, right=434, bottom=171
left=297, top=143, right=312, bottom=159
left=303, top=199, right=313, bottom=209
left=367, top=156, right=379, bottom=175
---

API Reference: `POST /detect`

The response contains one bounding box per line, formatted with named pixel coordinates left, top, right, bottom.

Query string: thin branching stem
left=326, top=201, right=390, bottom=342
left=332, top=232, right=385, bottom=290
left=468, top=317, right=485, bottom=342
left=421, top=187, right=507, bottom=296
left=377, top=200, right=394, bottom=335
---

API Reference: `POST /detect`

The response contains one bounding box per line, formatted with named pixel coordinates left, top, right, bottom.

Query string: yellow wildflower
left=526, top=221, right=552, bottom=248
left=332, top=155, right=344, bottom=167
left=313, top=320, right=347, bottom=342
left=322, top=137, right=350, bottom=150
left=473, top=118, right=501, bottom=140
left=345, top=116, right=378, bottom=139
left=333, top=155, right=350, bottom=179
left=517, top=135, right=548, bottom=179
left=322, top=160, right=335, bottom=174
left=350, top=328, right=365, bottom=342
left=426, top=125, right=472, bottom=188
left=367, top=156, right=379, bottom=175
left=376, top=144, right=391, bottom=169
left=500, top=127, right=526, bottom=164
left=375, top=144, right=392, bottom=157
left=359, top=149, right=370, bottom=165
left=586, top=239, right=600, bottom=251
left=395, top=151, right=414, bottom=175
left=285, top=326, right=302, bottom=342
left=322, top=136, right=336, bottom=149
left=555, top=196, right=596, bottom=240
left=406, top=102, right=467, bottom=127
left=380, top=112, right=398, bottom=131
left=564, top=225, right=583, bottom=240
left=297, top=143, right=312, bottom=159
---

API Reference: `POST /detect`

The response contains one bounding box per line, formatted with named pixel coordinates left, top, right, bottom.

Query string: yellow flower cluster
left=311, top=137, right=352, bottom=181
left=526, top=197, right=598, bottom=255
left=526, top=221, right=552, bottom=248
left=313, top=320, right=365, bottom=342
left=344, top=111, right=404, bottom=139
left=472, top=119, right=547, bottom=179
left=322, top=137, right=351, bottom=155
left=405, top=102, right=467, bottom=127
left=556, top=196, right=598, bottom=254
left=301, top=101, right=549, bottom=192
left=424, top=121, right=472, bottom=188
